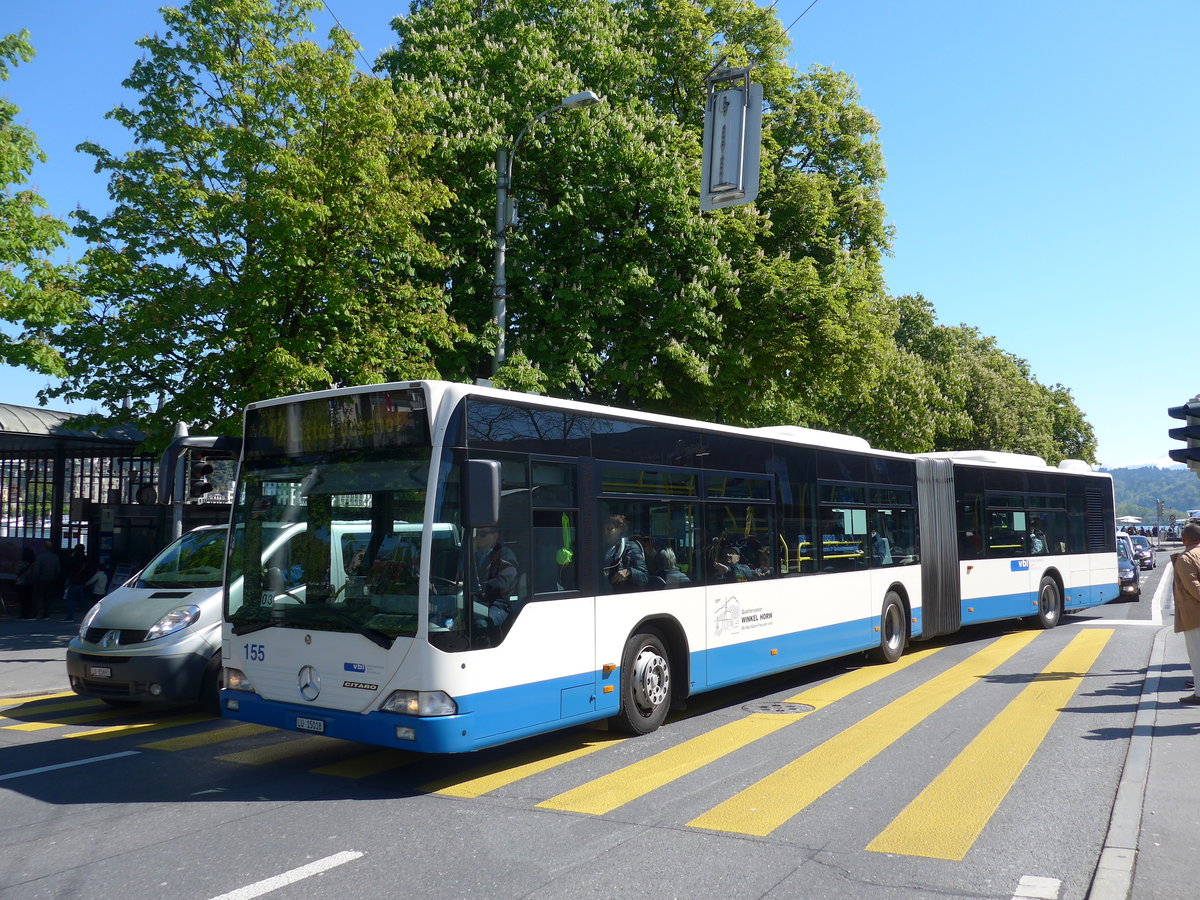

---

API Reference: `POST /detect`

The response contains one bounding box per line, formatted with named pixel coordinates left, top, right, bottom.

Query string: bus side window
left=532, top=510, right=577, bottom=593
left=530, top=461, right=578, bottom=594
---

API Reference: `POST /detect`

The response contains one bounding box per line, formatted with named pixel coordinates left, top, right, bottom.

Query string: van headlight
left=80, top=603, right=102, bottom=634
left=145, top=605, right=202, bottom=641
left=380, top=690, right=457, bottom=717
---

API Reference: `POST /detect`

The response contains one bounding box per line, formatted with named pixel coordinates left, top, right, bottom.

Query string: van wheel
left=611, top=630, right=671, bottom=735
left=869, top=591, right=907, bottom=664
left=200, top=651, right=222, bottom=715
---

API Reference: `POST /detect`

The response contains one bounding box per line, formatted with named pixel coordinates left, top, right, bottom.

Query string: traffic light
left=188, top=453, right=215, bottom=498
left=1168, top=397, right=1200, bottom=473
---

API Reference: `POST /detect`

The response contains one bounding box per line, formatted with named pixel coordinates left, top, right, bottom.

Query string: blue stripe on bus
left=702, top=616, right=879, bottom=690
left=222, top=578, right=1120, bottom=754
left=962, top=580, right=1118, bottom=624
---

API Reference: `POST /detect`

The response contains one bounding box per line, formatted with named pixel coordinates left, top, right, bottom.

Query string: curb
left=1086, top=569, right=1173, bottom=900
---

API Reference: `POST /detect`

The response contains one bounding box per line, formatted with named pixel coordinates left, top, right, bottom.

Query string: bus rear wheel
left=869, top=591, right=907, bottom=664
left=1035, top=576, right=1061, bottom=629
left=612, top=630, right=672, bottom=735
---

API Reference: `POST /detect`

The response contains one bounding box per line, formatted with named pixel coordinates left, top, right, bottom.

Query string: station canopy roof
left=0, top=402, right=145, bottom=455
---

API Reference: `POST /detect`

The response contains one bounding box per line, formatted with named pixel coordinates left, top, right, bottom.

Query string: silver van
left=66, top=525, right=230, bottom=711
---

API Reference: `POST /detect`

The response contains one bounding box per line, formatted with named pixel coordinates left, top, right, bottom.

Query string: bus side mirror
left=466, top=460, right=501, bottom=528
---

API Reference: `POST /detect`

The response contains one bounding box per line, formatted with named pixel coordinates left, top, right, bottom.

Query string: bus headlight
left=224, top=668, right=256, bottom=692
left=380, top=690, right=457, bottom=717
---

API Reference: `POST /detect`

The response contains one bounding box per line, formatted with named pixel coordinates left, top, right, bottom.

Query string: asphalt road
left=0, top=564, right=1166, bottom=900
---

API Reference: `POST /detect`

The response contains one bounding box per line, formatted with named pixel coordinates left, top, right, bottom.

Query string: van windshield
left=137, top=528, right=227, bottom=589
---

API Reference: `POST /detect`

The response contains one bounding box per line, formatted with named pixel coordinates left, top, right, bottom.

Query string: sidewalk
left=1089, top=563, right=1199, bottom=900
left=0, top=614, right=78, bottom=698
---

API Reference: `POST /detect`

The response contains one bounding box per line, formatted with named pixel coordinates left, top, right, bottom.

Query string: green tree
left=382, top=0, right=893, bottom=424
left=1041, top=382, right=1096, bottom=464
left=879, top=293, right=1096, bottom=463
left=0, top=31, right=82, bottom=374
left=51, top=0, right=461, bottom=442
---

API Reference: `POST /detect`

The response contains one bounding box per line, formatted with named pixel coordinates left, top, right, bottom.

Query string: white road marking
left=209, top=851, right=364, bottom=900
left=0, top=750, right=139, bottom=782
left=1011, top=874, right=1061, bottom=899
left=1085, top=561, right=1172, bottom=628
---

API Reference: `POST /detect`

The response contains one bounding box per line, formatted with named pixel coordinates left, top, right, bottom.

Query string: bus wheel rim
left=632, top=647, right=669, bottom=712
left=884, top=602, right=903, bottom=650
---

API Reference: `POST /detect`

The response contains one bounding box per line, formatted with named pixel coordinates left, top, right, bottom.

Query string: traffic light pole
left=171, top=423, right=188, bottom=541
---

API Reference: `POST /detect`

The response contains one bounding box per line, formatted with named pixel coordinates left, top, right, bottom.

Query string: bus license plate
left=88, top=666, right=112, bottom=678
left=295, top=716, right=326, bottom=734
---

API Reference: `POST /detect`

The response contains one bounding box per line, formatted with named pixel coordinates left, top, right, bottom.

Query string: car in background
left=1130, top=534, right=1156, bottom=570
left=1116, top=540, right=1141, bottom=601
left=1116, top=531, right=1135, bottom=564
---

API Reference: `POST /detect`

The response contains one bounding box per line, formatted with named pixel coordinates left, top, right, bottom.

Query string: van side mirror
left=466, top=460, right=501, bottom=528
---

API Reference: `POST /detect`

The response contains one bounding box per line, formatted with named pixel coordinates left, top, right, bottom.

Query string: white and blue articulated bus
left=220, top=381, right=1117, bottom=753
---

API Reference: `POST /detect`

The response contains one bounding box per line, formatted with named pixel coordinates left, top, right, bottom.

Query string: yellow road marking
left=65, top=713, right=213, bottom=741
left=687, top=630, right=1041, bottom=836
left=3, top=706, right=147, bottom=732
left=0, top=698, right=98, bottom=719
left=312, top=749, right=417, bottom=779
left=140, top=723, right=277, bottom=751
left=421, top=733, right=625, bottom=799
left=216, top=735, right=345, bottom=766
left=0, top=691, right=77, bottom=707
left=540, top=645, right=944, bottom=816
left=867, top=628, right=1113, bottom=860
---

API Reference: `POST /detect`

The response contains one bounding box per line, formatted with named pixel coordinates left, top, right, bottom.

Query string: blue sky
left=2, top=0, right=1197, bottom=468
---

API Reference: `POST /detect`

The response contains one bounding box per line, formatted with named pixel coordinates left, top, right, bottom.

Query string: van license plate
left=295, top=716, right=325, bottom=734
left=88, top=666, right=112, bottom=678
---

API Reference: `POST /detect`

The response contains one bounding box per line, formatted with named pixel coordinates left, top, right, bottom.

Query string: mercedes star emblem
left=298, top=665, right=321, bottom=701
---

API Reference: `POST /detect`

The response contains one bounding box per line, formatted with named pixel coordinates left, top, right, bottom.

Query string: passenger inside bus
left=472, top=525, right=519, bottom=626
left=871, top=529, right=892, bottom=565
left=1029, top=518, right=1048, bottom=555
left=601, top=514, right=649, bottom=592
left=649, top=547, right=690, bottom=588
left=711, top=542, right=752, bottom=582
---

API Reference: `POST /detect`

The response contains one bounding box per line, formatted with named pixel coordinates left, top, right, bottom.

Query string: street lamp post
left=491, top=90, right=600, bottom=376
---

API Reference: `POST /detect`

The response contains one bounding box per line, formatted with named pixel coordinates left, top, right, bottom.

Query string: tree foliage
left=870, top=294, right=1097, bottom=463
left=49, top=0, right=462, bottom=442
left=380, top=0, right=1093, bottom=461
left=382, top=0, right=893, bottom=424
left=0, top=31, right=82, bottom=374
left=31, top=0, right=1095, bottom=463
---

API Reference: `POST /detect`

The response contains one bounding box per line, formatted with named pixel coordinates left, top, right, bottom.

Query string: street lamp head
left=560, top=90, right=601, bottom=110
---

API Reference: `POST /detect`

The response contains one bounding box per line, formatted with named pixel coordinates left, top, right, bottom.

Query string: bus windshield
left=226, top=452, right=447, bottom=643
left=225, top=389, right=447, bottom=643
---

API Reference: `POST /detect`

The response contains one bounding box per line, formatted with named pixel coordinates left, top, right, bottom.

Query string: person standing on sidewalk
left=1171, top=522, right=1200, bottom=705
left=63, top=544, right=89, bottom=621
left=30, top=540, right=63, bottom=620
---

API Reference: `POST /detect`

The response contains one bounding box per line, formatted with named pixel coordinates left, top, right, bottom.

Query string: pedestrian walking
left=30, top=540, right=63, bottom=620
left=1171, top=522, right=1200, bottom=705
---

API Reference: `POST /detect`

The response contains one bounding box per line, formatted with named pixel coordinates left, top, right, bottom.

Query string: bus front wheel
left=869, top=591, right=907, bottom=664
left=612, top=630, right=672, bottom=735
left=1035, top=577, right=1061, bottom=629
